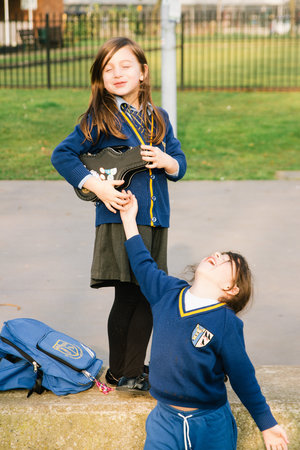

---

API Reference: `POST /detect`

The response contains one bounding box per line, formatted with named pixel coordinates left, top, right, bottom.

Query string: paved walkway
left=0, top=180, right=299, bottom=366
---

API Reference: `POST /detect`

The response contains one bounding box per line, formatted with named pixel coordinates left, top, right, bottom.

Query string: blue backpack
left=0, top=318, right=103, bottom=396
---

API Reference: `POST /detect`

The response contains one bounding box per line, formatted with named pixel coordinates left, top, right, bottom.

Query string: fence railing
left=0, top=8, right=299, bottom=90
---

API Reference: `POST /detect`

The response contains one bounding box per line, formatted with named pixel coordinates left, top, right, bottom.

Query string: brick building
left=1, top=0, right=64, bottom=21
left=0, top=0, right=64, bottom=47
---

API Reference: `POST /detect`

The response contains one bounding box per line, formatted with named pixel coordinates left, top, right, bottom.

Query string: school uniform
left=51, top=101, right=186, bottom=229
left=51, top=99, right=186, bottom=379
left=124, top=234, right=278, bottom=449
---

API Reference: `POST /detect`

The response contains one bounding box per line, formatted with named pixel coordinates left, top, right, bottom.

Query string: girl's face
left=102, top=46, right=147, bottom=107
left=196, top=252, right=239, bottom=297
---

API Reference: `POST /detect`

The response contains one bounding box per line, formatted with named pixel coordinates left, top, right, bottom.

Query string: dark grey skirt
left=90, top=223, right=168, bottom=288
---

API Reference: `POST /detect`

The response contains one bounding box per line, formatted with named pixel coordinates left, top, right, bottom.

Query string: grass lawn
left=0, top=88, right=299, bottom=180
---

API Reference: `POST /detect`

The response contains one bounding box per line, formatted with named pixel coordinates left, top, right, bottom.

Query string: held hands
left=98, top=180, right=129, bottom=214
left=120, top=191, right=139, bottom=240
left=140, top=144, right=179, bottom=174
left=262, top=424, right=289, bottom=450
left=82, top=177, right=130, bottom=213
left=120, top=190, right=138, bottom=223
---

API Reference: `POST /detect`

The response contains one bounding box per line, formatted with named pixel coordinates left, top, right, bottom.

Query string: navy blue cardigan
left=51, top=108, right=186, bottom=228
left=125, top=235, right=277, bottom=432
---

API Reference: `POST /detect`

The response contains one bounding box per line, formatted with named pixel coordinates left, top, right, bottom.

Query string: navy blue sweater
left=125, top=235, right=277, bottom=432
left=51, top=108, right=186, bottom=228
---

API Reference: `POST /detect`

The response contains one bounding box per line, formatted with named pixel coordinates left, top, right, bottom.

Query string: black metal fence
left=1, top=7, right=300, bottom=90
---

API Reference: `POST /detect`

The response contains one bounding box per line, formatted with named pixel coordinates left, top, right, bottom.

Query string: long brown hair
left=80, top=37, right=166, bottom=144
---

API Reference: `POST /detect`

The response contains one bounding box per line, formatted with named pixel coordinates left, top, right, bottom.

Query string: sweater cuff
left=255, top=410, right=278, bottom=431
left=124, top=234, right=143, bottom=249
left=78, top=173, right=92, bottom=189
left=124, top=234, right=145, bottom=258
left=69, top=165, right=92, bottom=187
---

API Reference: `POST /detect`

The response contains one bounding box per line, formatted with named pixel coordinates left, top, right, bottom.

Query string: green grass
left=178, top=91, right=300, bottom=179
left=0, top=89, right=299, bottom=180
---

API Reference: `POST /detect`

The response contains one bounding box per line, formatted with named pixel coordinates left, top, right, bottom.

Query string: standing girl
left=51, top=37, right=187, bottom=391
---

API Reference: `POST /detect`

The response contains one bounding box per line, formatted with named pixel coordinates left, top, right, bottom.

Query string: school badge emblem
left=191, top=324, right=214, bottom=348
left=52, top=340, right=83, bottom=359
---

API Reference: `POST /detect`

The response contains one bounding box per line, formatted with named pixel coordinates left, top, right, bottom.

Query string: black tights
left=107, top=281, right=153, bottom=379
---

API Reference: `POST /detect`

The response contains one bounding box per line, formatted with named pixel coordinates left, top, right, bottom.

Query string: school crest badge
left=52, top=340, right=83, bottom=359
left=191, top=324, right=214, bottom=348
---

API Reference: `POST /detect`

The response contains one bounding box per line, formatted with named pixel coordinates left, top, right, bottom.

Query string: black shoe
left=105, top=368, right=120, bottom=386
left=116, top=374, right=149, bottom=391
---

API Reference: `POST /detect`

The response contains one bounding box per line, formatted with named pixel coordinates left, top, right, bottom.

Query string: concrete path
left=0, top=180, right=299, bottom=366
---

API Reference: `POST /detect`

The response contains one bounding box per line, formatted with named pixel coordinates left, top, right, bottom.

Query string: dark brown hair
left=80, top=37, right=166, bottom=144
left=183, top=252, right=252, bottom=314
left=219, top=252, right=252, bottom=314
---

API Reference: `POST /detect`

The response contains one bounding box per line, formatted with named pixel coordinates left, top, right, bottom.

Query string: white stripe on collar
left=185, top=290, right=219, bottom=312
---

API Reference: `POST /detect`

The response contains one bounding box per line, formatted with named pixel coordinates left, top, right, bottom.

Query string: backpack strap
left=1, top=335, right=45, bottom=397
left=27, top=368, right=45, bottom=397
left=4, top=354, right=23, bottom=364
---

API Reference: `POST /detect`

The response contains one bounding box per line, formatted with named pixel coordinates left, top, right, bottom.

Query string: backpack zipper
left=0, top=336, right=40, bottom=372
left=36, top=345, right=95, bottom=386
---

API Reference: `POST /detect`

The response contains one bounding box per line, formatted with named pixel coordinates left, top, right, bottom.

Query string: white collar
left=185, top=290, right=219, bottom=312
left=114, top=95, right=152, bottom=114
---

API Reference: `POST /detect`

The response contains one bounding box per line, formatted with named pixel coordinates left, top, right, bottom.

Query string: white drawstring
left=178, top=413, right=193, bottom=450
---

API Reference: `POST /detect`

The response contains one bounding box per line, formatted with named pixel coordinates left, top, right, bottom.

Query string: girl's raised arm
left=120, top=192, right=139, bottom=238
left=121, top=193, right=187, bottom=305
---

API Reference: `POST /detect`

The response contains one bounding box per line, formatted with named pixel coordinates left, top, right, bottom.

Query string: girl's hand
left=262, top=424, right=289, bottom=450
left=83, top=177, right=130, bottom=214
left=140, top=144, right=179, bottom=174
left=120, top=191, right=139, bottom=240
left=120, top=191, right=138, bottom=222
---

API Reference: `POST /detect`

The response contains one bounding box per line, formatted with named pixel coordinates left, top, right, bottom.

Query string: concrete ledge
left=0, top=366, right=299, bottom=449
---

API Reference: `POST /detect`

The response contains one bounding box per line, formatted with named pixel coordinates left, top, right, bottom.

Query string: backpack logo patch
left=53, top=340, right=83, bottom=359
left=191, top=324, right=214, bottom=348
